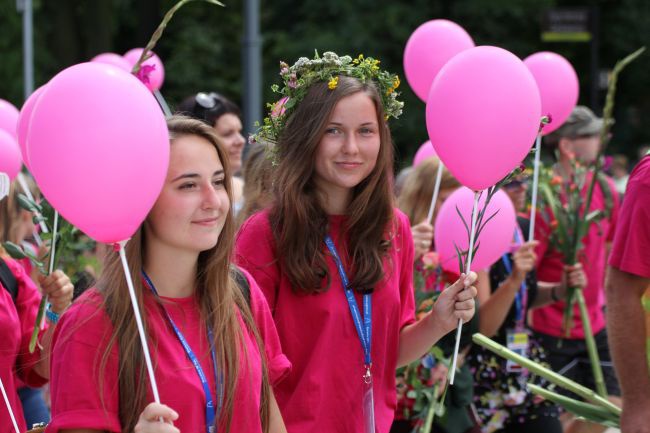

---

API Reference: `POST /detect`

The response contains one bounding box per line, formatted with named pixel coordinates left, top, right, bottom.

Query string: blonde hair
left=236, top=144, right=274, bottom=227
left=0, top=176, right=39, bottom=244
left=397, top=157, right=460, bottom=224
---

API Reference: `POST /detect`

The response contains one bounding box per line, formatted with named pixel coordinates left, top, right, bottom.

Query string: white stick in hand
left=528, top=133, right=542, bottom=241
left=118, top=240, right=161, bottom=404
left=0, top=376, right=20, bottom=433
left=449, top=190, right=480, bottom=385
left=426, top=161, right=445, bottom=224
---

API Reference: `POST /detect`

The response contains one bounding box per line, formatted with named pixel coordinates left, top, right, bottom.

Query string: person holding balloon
left=530, top=106, right=622, bottom=417
left=235, top=51, right=478, bottom=433
left=465, top=174, right=589, bottom=433
left=46, top=117, right=290, bottom=433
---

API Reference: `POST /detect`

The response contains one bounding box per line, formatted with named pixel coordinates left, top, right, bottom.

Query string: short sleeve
left=608, top=180, right=650, bottom=278
left=241, top=269, right=291, bottom=386
left=7, top=258, right=49, bottom=387
left=235, top=211, right=281, bottom=311
left=395, top=210, right=416, bottom=329
left=46, top=291, right=122, bottom=433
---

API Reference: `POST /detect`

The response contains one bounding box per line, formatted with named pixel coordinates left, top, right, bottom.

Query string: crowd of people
left=0, top=50, right=648, bottom=433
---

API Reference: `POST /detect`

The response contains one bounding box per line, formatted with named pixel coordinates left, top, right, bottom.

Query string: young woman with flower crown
left=235, top=52, right=478, bottom=433
left=46, top=117, right=290, bottom=433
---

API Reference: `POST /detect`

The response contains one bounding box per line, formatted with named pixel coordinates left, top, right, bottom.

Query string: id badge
left=505, top=328, right=530, bottom=374
left=363, top=368, right=375, bottom=433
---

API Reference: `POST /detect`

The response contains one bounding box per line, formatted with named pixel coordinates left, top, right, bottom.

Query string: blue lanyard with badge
left=501, top=228, right=530, bottom=376
left=324, top=235, right=375, bottom=433
left=142, top=270, right=223, bottom=433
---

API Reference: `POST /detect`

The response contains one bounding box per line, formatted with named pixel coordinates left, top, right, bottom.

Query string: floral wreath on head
left=250, top=51, right=404, bottom=155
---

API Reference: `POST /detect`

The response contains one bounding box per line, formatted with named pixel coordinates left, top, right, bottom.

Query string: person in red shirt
left=606, top=151, right=650, bottom=433
left=531, top=106, right=621, bottom=431
left=235, top=52, right=477, bottom=433
left=47, top=116, right=290, bottom=433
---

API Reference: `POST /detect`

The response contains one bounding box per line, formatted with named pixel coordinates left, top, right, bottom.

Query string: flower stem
left=472, top=333, right=621, bottom=415
left=576, top=289, right=608, bottom=397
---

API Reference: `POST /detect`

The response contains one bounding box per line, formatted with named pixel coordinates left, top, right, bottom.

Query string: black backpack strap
left=0, top=258, right=19, bottom=303
left=231, top=265, right=251, bottom=308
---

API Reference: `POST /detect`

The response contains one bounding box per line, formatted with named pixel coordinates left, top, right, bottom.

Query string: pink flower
left=422, top=251, right=440, bottom=269
left=135, top=64, right=156, bottom=85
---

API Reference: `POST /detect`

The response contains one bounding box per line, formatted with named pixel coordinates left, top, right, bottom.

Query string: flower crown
left=251, top=51, right=404, bottom=149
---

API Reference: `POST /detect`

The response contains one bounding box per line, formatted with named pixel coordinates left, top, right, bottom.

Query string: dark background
left=1, top=0, right=648, bottom=168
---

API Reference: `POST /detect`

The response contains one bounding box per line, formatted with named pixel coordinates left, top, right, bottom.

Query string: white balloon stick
left=0, top=376, right=20, bottom=433
left=449, top=190, right=480, bottom=385
left=528, top=133, right=542, bottom=241
left=426, top=161, right=445, bottom=224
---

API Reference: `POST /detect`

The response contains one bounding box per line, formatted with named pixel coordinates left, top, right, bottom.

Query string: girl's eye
left=325, top=127, right=341, bottom=135
left=360, top=127, right=375, bottom=135
left=179, top=182, right=197, bottom=190
left=213, top=179, right=225, bottom=188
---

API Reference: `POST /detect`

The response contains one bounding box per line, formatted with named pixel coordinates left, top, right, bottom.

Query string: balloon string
left=118, top=240, right=161, bottom=404
left=426, top=161, right=445, bottom=224
left=449, top=190, right=480, bottom=385
left=528, top=133, right=542, bottom=241
left=0, top=377, right=20, bottom=433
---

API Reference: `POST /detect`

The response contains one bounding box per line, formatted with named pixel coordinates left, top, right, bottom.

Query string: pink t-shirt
left=46, top=269, right=290, bottom=433
left=0, top=258, right=48, bottom=433
left=531, top=174, right=620, bottom=339
left=609, top=156, right=650, bottom=278
left=235, top=209, right=416, bottom=433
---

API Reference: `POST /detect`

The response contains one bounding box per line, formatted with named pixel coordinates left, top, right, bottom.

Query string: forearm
left=268, top=389, right=287, bottom=433
left=396, top=311, right=447, bottom=367
left=531, top=281, right=561, bottom=308
left=605, top=267, right=650, bottom=404
left=478, top=276, right=521, bottom=337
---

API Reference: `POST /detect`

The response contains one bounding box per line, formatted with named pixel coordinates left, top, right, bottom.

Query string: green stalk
left=131, top=0, right=224, bottom=74
left=420, top=384, right=439, bottom=433
left=472, top=333, right=621, bottom=415
left=527, top=383, right=619, bottom=427
left=575, top=290, right=607, bottom=397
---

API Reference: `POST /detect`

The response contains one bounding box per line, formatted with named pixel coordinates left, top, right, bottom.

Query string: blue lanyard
left=324, top=235, right=372, bottom=367
left=142, top=271, right=222, bottom=433
left=501, top=228, right=528, bottom=328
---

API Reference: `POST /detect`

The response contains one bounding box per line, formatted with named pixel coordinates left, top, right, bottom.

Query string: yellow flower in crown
left=328, top=76, right=339, bottom=90
left=393, top=76, right=401, bottom=90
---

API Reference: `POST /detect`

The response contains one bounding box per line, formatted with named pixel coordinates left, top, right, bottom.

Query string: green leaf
left=17, top=193, right=42, bottom=213
left=2, top=241, right=28, bottom=259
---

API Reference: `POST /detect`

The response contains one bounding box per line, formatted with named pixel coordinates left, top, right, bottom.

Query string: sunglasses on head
left=195, top=92, right=224, bottom=110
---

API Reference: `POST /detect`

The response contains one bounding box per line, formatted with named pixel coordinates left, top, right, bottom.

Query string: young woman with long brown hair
left=235, top=52, right=477, bottom=433
left=46, top=116, right=290, bottom=433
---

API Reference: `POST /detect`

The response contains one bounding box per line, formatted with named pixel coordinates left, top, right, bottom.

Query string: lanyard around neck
left=141, top=270, right=222, bottom=433
left=324, top=235, right=372, bottom=367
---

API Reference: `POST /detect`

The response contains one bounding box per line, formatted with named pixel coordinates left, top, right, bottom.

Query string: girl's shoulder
left=55, top=288, right=113, bottom=345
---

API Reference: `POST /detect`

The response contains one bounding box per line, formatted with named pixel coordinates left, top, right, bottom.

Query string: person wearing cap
left=530, top=105, right=622, bottom=432
left=605, top=148, right=650, bottom=433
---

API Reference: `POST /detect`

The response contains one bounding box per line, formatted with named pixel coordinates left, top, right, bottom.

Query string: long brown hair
left=96, top=116, right=270, bottom=432
left=236, top=144, right=274, bottom=228
left=270, top=75, right=394, bottom=294
left=397, top=157, right=460, bottom=224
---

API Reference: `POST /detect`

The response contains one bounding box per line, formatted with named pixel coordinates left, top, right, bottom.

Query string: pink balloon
left=434, top=187, right=516, bottom=273
left=0, top=99, right=20, bottom=140
left=27, top=62, right=169, bottom=244
left=91, top=52, right=132, bottom=72
left=524, top=52, right=579, bottom=135
left=426, top=46, right=541, bottom=191
left=123, top=48, right=165, bottom=92
left=413, top=140, right=437, bottom=166
left=17, top=85, right=46, bottom=169
left=0, top=130, right=22, bottom=180
left=403, top=20, right=475, bottom=102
